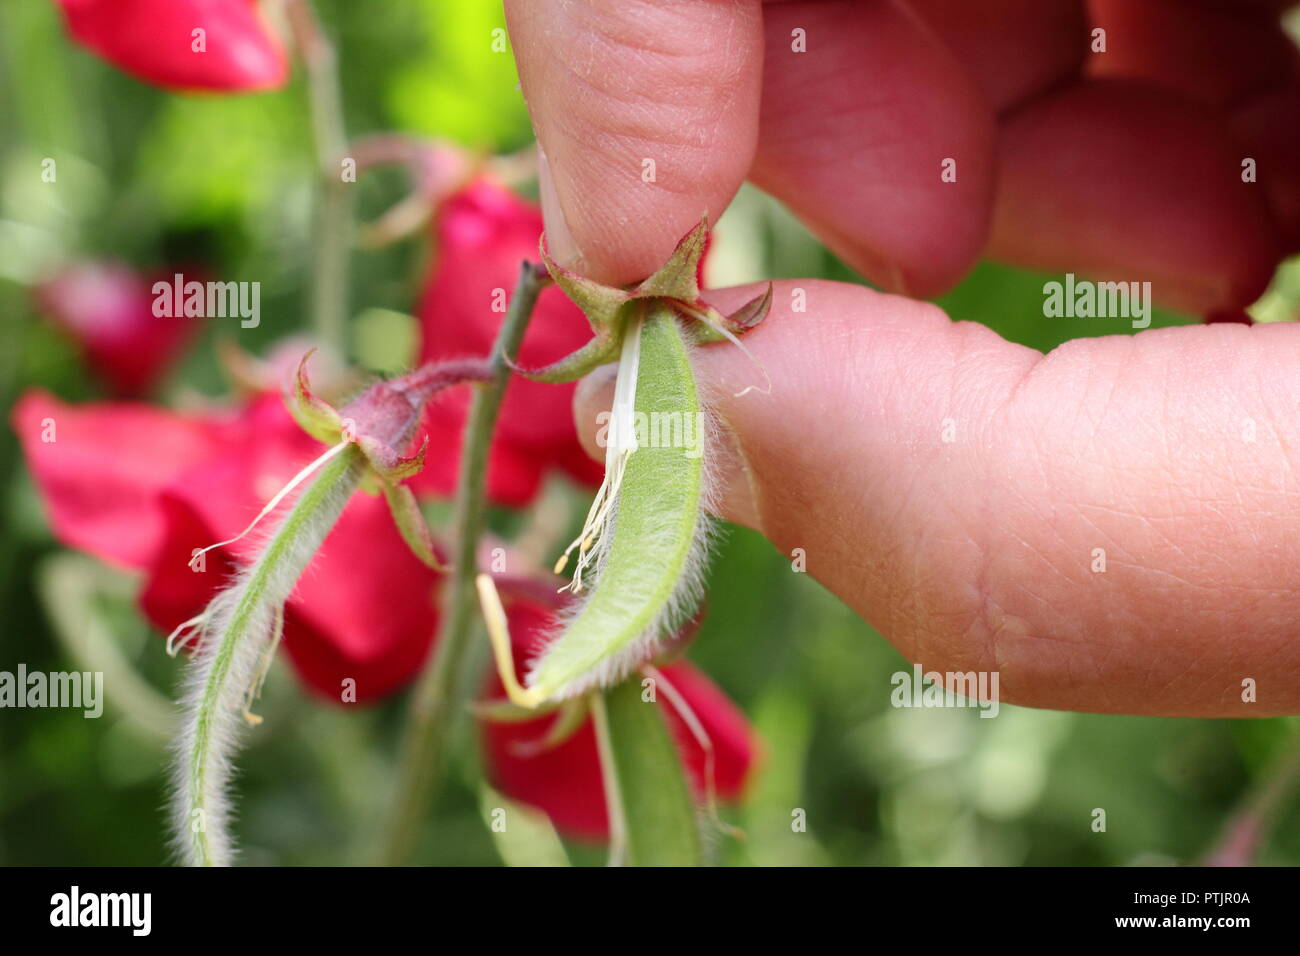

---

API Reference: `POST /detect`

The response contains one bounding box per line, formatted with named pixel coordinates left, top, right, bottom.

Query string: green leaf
left=596, top=678, right=703, bottom=866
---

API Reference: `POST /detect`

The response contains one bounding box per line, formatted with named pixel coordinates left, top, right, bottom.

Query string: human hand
left=509, top=0, right=1300, bottom=716
left=507, top=0, right=1299, bottom=309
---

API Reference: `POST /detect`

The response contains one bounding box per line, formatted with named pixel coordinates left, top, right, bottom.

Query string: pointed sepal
left=532, top=216, right=734, bottom=374
left=471, top=685, right=589, bottom=755
left=470, top=697, right=565, bottom=723
left=508, top=698, right=590, bottom=757
left=691, top=322, right=728, bottom=345
left=689, top=283, right=773, bottom=343
left=539, top=239, right=630, bottom=329
left=287, top=351, right=345, bottom=444
left=381, top=479, right=447, bottom=571
left=358, top=434, right=427, bottom=484
left=723, top=282, right=773, bottom=331
left=632, top=215, right=709, bottom=302
left=505, top=326, right=625, bottom=384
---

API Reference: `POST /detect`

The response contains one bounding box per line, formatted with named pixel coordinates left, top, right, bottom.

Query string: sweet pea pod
left=173, top=441, right=365, bottom=867
left=490, top=220, right=770, bottom=706
left=526, top=303, right=711, bottom=700
left=593, top=676, right=704, bottom=865
left=170, top=359, right=489, bottom=865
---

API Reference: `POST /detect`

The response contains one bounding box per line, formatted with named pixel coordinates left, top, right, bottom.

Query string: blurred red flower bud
left=55, top=0, right=287, bottom=92
left=36, top=262, right=199, bottom=396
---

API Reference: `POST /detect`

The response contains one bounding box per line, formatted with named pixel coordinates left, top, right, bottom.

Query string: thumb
left=574, top=282, right=1300, bottom=717
left=504, top=0, right=763, bottom=285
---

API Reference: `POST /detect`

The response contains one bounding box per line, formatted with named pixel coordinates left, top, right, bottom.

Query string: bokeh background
left=2, top=0, right=1300, bottom=866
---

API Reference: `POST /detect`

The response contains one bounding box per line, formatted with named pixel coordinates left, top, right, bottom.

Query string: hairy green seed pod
left=527, top=303, right=712, bottom=700
left=173, top=444, right=365, bottom=866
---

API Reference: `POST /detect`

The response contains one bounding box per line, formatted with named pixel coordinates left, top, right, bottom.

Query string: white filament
left=555, top=316, right=642, bottom=593
left=187, top=440, right=350, bottom=571
left=677, top=303, right=772, bottom=398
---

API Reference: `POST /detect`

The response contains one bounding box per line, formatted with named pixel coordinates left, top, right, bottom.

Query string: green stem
left=378, top=261, right=546, bottom=865
left=286, top=0, right=352, bottom=356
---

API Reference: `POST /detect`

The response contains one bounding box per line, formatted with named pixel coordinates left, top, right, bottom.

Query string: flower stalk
left=379, top=260, right=547, bottom=865
left=286, top=0, right=352, bottom=355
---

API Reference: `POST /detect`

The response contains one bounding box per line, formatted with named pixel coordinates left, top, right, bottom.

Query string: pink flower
left=36, top=262, right=199, bottom=396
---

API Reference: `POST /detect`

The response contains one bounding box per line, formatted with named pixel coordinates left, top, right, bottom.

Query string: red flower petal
left=481, top=601, right=757, bottom=841
left=137, top=393, right=318, bottom=625
left=410, top=400, right=546, bottom=508
left=480, top=601, right=607, bottom=839
left=417, top=179, right=602, bottom=505
left=282, top=492, right=440, bottom=703
left=655, top=660, right=755, bottom=805
left=36, top=262, right=199, bottom=396
left=10, top=390, right=225, bottom=568
left=56, top=0, right=287, bottom=92
left=487, top=720, right=609, bottom=841
left=139, top=394, right=440, bottom=701
left=15, top=386, right=439, bottom=702
left=550, top=437, right=609, bottom=490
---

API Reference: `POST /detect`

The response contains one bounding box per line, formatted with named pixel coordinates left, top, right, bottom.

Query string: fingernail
left=537, top=145, right=580, bottom=268
left=572, top=363, right=617, bottom=445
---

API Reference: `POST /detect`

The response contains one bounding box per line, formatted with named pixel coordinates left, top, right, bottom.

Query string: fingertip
left=507, top=0, right=764, bottom=285
left=910, top=0, right=1088, bottom=114
left=1087, top=0, right=1297, bottom=108
left=571, top=363, right=617, bottom=467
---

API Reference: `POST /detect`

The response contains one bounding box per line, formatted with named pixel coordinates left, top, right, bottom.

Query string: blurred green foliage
left=1, top=0, right=1298, bottom=867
